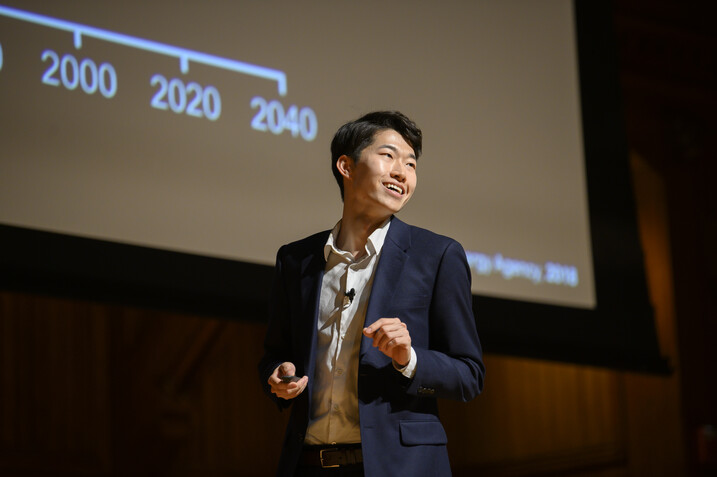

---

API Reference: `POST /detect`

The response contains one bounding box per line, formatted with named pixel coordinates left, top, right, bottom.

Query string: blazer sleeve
left=257, top=246, right=293, bottom=409
left=405, top=240, right=485, bottom=401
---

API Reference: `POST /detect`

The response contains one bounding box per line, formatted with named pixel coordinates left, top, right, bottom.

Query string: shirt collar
left=324, top=217, right=392, bottom=262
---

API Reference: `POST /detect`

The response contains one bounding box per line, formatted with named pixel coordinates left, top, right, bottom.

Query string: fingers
left=268, top=362, right=295, bottom=385
left=268, top=362, right=308, bottom=400
left=363, top=318, right=407, bottom=346
left=278, top=362, right=296, bottom=380
left=363, top=317, right=402, bottom=337
left=274, top=376, right=308, bottom=399
left=374, top=323, right=408, bottom=352
left=363, top=318, right=412, bottom=366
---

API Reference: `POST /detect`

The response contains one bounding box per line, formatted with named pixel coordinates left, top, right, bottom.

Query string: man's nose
left=391, top=161, right=406, bottom=181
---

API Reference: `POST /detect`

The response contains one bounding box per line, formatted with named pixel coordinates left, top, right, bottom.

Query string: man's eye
left=407, top=162, right=417, bottom=169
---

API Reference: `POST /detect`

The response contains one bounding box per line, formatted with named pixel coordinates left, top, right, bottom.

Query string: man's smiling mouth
left=384, top=183, right=405, bottom=195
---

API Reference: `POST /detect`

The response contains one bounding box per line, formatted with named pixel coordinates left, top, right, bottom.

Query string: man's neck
left=336, top=209, right=391, bottom=259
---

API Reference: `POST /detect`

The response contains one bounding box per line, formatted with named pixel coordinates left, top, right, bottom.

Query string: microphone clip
left=343, top=288, right=356, bottom=306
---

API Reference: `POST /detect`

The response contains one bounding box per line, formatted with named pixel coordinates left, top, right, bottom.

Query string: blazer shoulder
left=277, top=229, right=330, bottom=261
left=398, top=220, right=464, bottom=254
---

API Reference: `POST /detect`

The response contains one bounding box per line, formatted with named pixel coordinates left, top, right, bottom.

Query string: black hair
left=330, top=111, right=422, bottom=199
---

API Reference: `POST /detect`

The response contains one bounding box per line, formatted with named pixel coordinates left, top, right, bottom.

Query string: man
left=259, top=111, right=484, bottom=477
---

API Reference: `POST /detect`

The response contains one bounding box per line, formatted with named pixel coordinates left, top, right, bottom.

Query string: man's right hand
left=268, top=362, right=308, bottom=400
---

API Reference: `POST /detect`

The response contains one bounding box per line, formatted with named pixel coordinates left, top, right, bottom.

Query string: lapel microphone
left=345, top=288, right=356, bottom=303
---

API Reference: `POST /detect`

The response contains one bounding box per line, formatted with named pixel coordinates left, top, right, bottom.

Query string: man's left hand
left=363, top=317, right=411, bottom=366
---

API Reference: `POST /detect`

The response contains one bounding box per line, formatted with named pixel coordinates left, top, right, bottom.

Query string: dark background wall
left=1, top=1, right=715, bottom=475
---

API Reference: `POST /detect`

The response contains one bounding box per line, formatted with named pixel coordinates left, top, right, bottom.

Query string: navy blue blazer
left=259, top=217, right=485, bottom=477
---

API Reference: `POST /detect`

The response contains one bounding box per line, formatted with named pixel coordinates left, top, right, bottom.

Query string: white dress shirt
left=304, top=218, right=416, bottom=445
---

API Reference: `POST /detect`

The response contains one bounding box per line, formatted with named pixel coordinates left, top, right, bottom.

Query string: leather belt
left=300, top=445, right=363, bottom=468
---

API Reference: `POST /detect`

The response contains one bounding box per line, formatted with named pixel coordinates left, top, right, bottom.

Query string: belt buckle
left=320, top=448, right=340, bottom=468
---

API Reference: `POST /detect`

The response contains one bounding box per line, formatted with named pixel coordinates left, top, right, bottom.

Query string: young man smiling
left=259, top=111, right=484, bottom=477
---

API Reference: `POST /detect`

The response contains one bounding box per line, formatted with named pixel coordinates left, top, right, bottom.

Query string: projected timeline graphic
left=0, top=4, right=318, bottom=141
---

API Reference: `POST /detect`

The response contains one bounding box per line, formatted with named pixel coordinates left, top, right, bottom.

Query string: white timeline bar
left=0, top=4, right=288, bottom=96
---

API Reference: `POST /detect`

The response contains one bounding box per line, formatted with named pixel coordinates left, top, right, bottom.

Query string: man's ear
left=336, top=155, right=353, bottom=180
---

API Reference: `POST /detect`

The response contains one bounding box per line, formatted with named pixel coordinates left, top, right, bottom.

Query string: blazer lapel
left=298, top=237, right=327, bottom=395
left=361, top=217, right=411, bottom=357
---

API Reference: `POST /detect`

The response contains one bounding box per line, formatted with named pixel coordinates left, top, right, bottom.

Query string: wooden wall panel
left=0, top=291, right=111, bottom=475
left=107, top=310, right=288, bottom=476
left=442, top=356, right=627, bottom=476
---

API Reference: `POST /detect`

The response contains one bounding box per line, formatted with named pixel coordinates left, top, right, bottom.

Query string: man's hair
left=331, top=111, right=422, bottom=199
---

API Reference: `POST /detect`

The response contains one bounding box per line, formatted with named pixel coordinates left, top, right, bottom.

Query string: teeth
left=385, top=183, right=403, bottom=195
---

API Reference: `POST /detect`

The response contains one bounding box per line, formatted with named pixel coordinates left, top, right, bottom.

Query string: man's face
left=345, top=129, right=417, bottom=218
